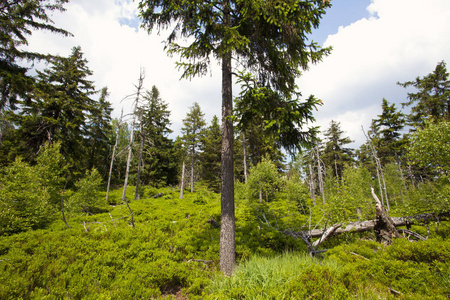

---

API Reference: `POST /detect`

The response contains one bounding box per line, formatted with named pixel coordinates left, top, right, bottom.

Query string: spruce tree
left=321, top=120, right=354, bottom=179
left=180, top=102, right=206, bottom=193
left=372, top=98, right=406, bottom=165
left=200, top=115, right=222, bottom=192
left=399, top=61, right=450, bottom=128
left=138, top=0, right=330, bottom=275
left=85, top=87, right=113, bottom=179
left=11, top=46, right=97, bottom=173
left=234, top=72, right=322, bottom=169
left=0, top=0, right=70, bottom=111
left=138, top=86, right=177, bottom=187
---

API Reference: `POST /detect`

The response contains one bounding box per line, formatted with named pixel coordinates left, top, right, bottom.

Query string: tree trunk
left=219, top=51, right=235, bottom=276
left=135, top=120, right=144, bottom=200
left=334, top=158, right=339, bottom=187
left=190, top=146, right=195, bottom=193
left=180, top=161, right=185, bottom=199
left=243, top=132, right=248, bottom=184
left=316, top=148, right=325, bottom=205
left=106, top=110, right=122, bottom=204
left=362, top=126, right=389, bottom=210
left=122, top=127, right=134, bottom=204
left=309, top=164, right=316, bottom=206
left=121, top=71, right=144, bottom=228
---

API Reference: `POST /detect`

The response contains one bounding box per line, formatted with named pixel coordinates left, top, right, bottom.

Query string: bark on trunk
left=219, top=51, right=235, bottom=276
left=135, top=120, right=144, bottom=200
left=190, top=146, right=195, bottom=193
left=180, top=161, right=185, bottom=199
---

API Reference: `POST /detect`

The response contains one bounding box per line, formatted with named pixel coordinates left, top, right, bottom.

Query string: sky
left=26, top=0, right=450, bottom=147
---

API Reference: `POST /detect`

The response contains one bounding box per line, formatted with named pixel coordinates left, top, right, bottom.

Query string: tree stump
left=371, top=187, right=402, bottom=244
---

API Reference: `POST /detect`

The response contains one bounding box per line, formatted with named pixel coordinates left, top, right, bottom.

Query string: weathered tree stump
left=372, top=187, right=402, bottom=244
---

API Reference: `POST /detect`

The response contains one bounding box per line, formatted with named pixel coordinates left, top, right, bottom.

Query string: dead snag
left=371, top=187, right=402, bottom=244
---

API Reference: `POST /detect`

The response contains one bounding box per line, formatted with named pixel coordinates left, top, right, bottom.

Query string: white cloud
left=299, top=0, right=450, bottom=146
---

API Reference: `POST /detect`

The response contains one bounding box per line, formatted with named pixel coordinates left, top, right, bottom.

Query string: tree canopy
left=138, top=0, right=331, bottom=275
left=0, top=0, right=70, bottom=111
left=399, top=61, right=450, bottom=128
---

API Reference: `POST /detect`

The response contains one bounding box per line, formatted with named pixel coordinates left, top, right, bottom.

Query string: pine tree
left=200, top=115, right=222, bottom=192
left=138, top=86, right=177, bottom=187
left=0, top=0, right=70, bottom=112
left=372, top=98, right=406, bottom=165
left=398, top=61, right=450, bottom=128
left=238, top=124, right=282, bottom=170
left=86, top=87, right=113, bottom=179
left=234, top=72, right=322, bottom=173
left=180, top=102, right=206, bottom=193
left=11, top=46, right=97, bottom=174
left=138, top=0, right=330, bottom=275
left=321, top=120, right=354, bottom=180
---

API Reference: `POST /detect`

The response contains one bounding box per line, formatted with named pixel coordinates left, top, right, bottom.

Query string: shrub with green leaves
left=67, top=168, right=104, bottom=214
left=408, top=120, right=450, bottom=175
left=0, top=158, right=55, bottom=235
left=36, top=142, right=68, bottom=207
left=247, top=156, right=283, bottom=203
left=0, top=143, right=70, bottom=235
left=399, top=177, right=450, bottom=216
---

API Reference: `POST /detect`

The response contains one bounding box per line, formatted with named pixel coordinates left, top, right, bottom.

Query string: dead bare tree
left=362, top=126, right=389, bottom=210
left=308, top=163, right=317, bottom=206
left=295, top=211, right=445, bottom=240
left=315, top=147, right=326, bottom=205
left=121, top=70, right=146, bottom=228
left=106, top=109, right=123, bottom=204
left=258, top=185, right=443, bottom=253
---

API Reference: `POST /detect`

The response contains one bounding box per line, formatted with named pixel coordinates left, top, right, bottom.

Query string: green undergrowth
left=206, top=238, right=450, bottom=299
left=1, top=185, right=449, bottom=299
left=0, top=186, right=306, bottom=299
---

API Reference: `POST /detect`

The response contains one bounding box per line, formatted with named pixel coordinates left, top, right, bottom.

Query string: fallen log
left=297, top=212, right=450, bottom=238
